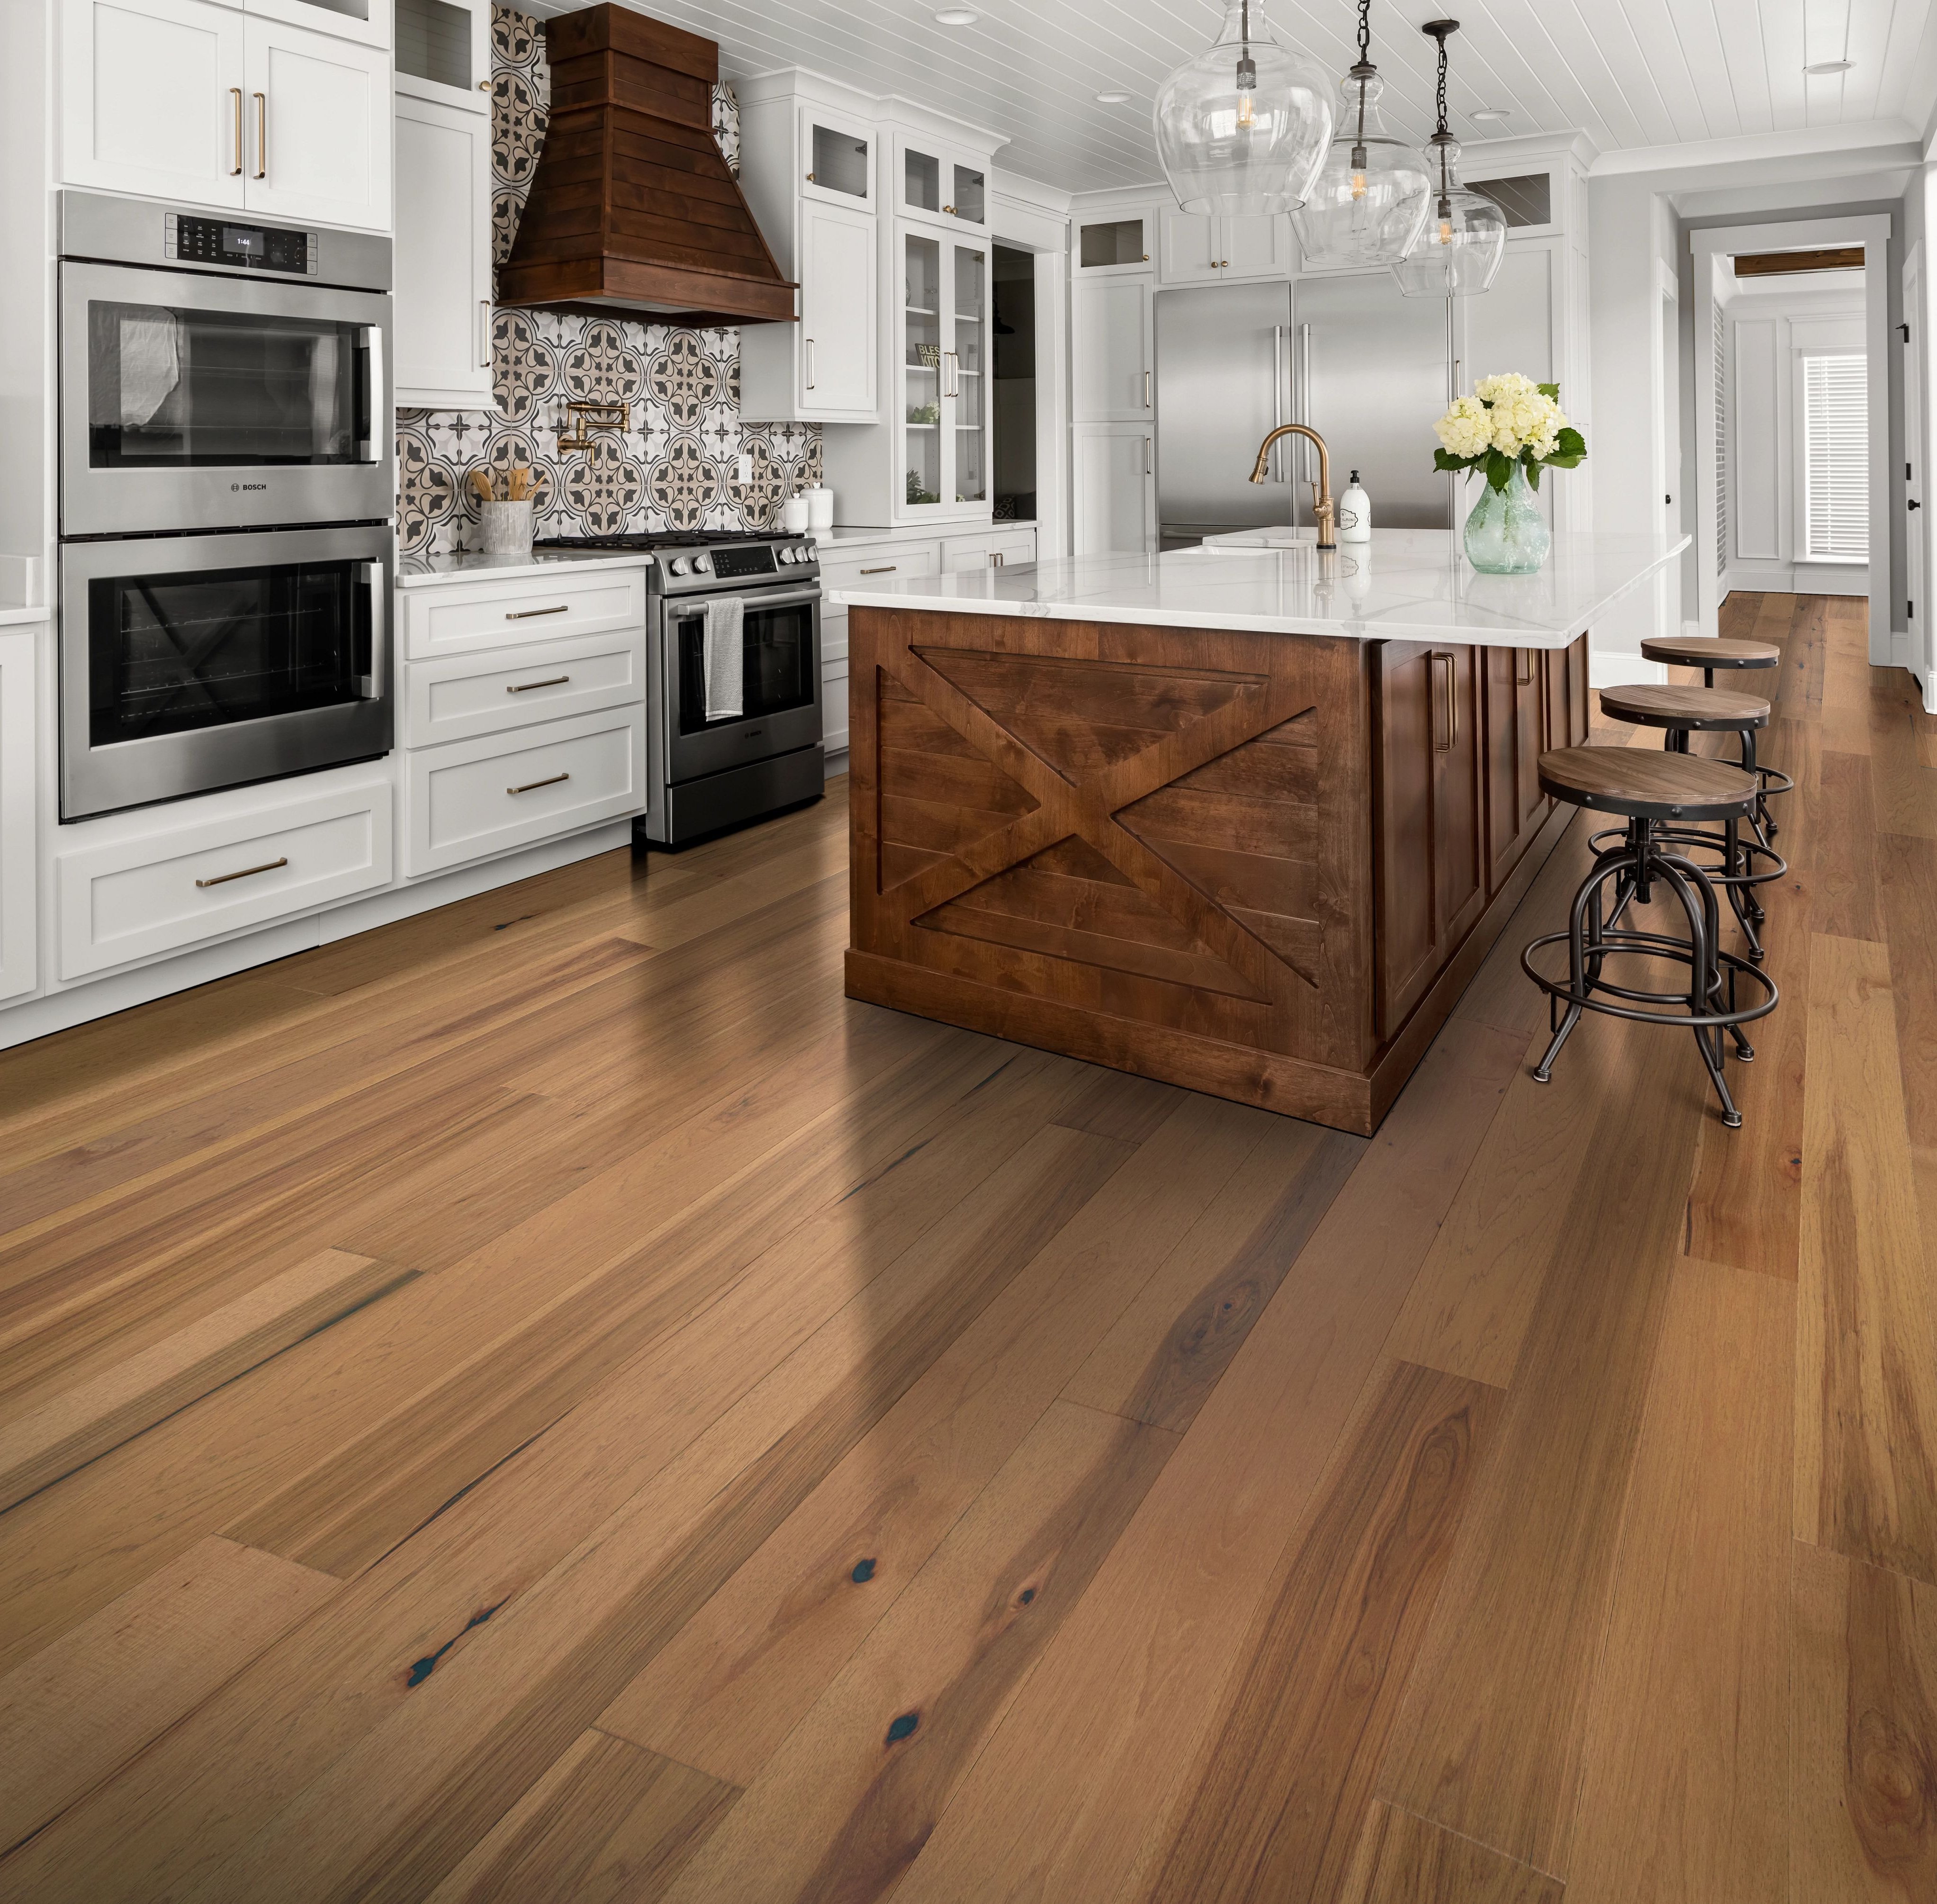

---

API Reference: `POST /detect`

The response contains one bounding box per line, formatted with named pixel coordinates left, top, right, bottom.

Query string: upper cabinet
left=1072, top=274, right=1151, bottom=423
left=1076, top=211, right=1152, bottom=275
left=59, top=0, right=391, bottom=231
left=392, top=0, right=486, bottom=110
left=1158, top=206, right=1291, bottom=285
left=245, top=0, right=390, bottom=51
left=895, top=133, right=989, bottom=235
left=737, top=73, right=882, bottom=425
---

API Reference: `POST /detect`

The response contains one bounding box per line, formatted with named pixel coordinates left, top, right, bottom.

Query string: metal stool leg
left=1657, top=853, right=1743, bottom=1127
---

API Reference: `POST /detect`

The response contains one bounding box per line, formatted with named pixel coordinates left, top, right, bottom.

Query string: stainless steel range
left=533, top=530, right=823, bottom=845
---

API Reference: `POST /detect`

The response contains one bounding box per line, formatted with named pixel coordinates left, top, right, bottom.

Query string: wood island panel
left=846, top=606, right=1587, bottom=1134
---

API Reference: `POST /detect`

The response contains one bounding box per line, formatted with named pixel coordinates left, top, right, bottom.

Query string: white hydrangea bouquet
left=1432, top=372, right=1586, bottom=492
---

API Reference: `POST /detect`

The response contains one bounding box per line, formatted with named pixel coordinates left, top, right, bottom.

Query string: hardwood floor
left=0, top=590, right=1930, bottom=1901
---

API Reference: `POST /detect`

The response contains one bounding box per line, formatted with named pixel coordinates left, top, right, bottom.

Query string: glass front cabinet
left=897, top=137, right=988, bottom=232
left=900, top=231, right=989, bottom=516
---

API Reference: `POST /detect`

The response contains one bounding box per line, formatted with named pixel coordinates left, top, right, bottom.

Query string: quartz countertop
left=0, top=606, right=50, bottom=627
left=827, top=527, right=1691, bottom=650
left=809, top=521, right=1036, bottom=548
left=396, top=547, right=656, bottom=587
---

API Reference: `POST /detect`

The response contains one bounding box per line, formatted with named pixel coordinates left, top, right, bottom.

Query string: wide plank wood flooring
left=0, top=590, right=1931, bottom=1901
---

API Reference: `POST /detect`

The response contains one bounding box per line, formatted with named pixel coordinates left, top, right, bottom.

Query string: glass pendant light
left=1391, top=19, right=1506, bottom=298
left=1153, top=0, right=1334, bottom=217
left=1292, top=0, right=1430, bottom=268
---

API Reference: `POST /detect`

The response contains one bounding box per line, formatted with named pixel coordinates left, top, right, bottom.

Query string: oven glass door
left=61, top=262, right=392, bottom=536
left=676, top=595, right=817, bottom=734
left=62, top=526, right=392, bottom=821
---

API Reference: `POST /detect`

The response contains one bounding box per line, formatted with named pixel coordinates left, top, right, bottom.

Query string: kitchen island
left=833, top=530, right=1690, bottom=1134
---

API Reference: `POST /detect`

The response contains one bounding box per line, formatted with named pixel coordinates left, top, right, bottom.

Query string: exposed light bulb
left=1350, top=171, right=1367, bottom=199
left=1438, top=217, right=1453, bottom=244
left=1237, top=88, right=1256, bottom=128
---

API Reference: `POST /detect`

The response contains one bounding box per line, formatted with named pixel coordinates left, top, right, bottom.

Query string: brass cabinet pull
left=859, top=564, right=897, bottom=574
left=1433, top=652, right=1459, bottom=752
left=1515, top=646, right=1533, bottom=686
left=253, top=91, right=267, bottom=180
left=506, top=674, right=570, bottom=693
left=229, top=88, right=244, bottom=175
left=196, top=855, right=287, bottom=889
left=991, top=552, right=1004, bottom=567
left=505, top=604, right=568, bottom=619
left=508, top=771, right=570, bottom=794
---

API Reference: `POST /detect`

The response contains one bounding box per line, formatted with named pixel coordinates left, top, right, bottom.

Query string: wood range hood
left=498, top=4, right=795, bottom=327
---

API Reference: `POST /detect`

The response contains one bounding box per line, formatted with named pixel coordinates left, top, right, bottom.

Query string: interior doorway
left=991, top=244, right=1036, bottom=523
left=1691, top=215, right=1892, bottom=664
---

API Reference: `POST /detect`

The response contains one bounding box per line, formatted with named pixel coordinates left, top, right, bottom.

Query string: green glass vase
left=1463, top=461, right=1551, bottom=574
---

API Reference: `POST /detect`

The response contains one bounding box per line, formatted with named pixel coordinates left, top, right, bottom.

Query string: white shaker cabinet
left=394, top=89, right=493, bottom=407
left=60, top=0, right=250, bottom=208
left=246, top=0, right=391, bottom=52
left=243, top=17, right=391, bottom=231
left=797, top=199, right=878, bottom=418
left=0, top=629, right=37, bottom=1006
left=1073, top=424, right=1154, bottom=555
left=1072, top=274, right=1152, bottom=424
left=1158, top=207, right=1290, bottom=284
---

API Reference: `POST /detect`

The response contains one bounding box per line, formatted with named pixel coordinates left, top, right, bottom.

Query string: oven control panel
left=165, top=212, right=318, bottom=276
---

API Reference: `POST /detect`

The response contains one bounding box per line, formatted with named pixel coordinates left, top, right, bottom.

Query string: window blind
left=1802, top=352, right=1868, bottom=560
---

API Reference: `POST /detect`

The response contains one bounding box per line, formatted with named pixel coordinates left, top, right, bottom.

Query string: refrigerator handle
left=1297, top=323, right=1315, bottom=494
left=1271, top=324, right=1286, bottom=484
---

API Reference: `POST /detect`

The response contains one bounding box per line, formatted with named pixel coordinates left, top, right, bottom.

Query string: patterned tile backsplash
left=396, top=6, right=820, bottom=557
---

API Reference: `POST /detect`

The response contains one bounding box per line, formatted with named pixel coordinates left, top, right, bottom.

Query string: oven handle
left=667, top=586, right=823, bottom=620
left=360, top=559, right=386, bottom=699
left=358, top=325, right=384, bottom=462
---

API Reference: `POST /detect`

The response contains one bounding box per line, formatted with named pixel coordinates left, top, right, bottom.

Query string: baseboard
left=0, top=818, right=634, bottom=1053
left=1729, top=561, right=1869, bottom=596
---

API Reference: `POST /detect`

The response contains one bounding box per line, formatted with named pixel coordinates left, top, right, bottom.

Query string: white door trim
left=1691, top=214, right=1892, bottom=663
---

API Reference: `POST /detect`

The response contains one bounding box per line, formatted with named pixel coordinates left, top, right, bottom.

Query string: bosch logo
left=230, top=482, right=269, bottom=492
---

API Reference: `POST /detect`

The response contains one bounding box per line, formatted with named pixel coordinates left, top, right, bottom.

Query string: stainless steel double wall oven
left=57, top=189, right=395, bottom=820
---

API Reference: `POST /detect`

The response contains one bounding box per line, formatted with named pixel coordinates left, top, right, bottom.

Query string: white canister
left=781, top=493, right=811, bottom=534
left=1338, top=471, right=1372, bottom=543
left=805, top=484, right=835, bottom=532
left=478, top=499, right=535, bottom=556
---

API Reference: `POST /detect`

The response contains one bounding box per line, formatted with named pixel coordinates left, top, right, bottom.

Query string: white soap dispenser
left=1339, top=469, right=1372, bottom=543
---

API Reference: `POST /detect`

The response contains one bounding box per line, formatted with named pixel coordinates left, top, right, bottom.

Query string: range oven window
left=676, top=597, right=816, bottom=735
left=86, top=298, right=369, bottom=469
left=88, top=559, right=371, bottom=748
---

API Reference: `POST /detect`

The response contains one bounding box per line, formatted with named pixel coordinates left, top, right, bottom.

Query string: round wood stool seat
left=1538, top=746, right=1757, bottom=822
left=1597, top=682, right=1770, bottom=731
left=1524, top=747, right=1775, bottom=1128
left=1639, top=635, right=1780, bottom=672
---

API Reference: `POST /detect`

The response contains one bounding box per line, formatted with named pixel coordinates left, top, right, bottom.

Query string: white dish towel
left=703, top=596, right=744, bottom=722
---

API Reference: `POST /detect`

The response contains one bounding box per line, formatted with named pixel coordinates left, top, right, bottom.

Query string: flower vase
left=1463, top=462, right=1551, bottom=574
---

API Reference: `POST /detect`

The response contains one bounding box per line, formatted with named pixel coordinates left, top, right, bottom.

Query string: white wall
left=1722, top=276, right=1867, bottom=594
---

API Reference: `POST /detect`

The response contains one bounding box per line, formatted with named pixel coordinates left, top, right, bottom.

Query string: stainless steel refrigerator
left=1154, top=274, right=1456, bottom=546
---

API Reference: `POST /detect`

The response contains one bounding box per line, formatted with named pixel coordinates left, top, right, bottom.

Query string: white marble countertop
left=827, top=527, right=1692, bottom=650
left=809, top=521, right=1037, bottom=548
left=396, top=547, right=656, bottom=587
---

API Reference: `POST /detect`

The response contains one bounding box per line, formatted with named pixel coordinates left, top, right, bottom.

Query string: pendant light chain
left=1435, top=32, right=1448, bottom=135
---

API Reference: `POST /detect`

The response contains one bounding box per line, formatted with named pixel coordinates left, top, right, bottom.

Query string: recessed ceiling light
left=1470, top=107, right=1510, bottom=121
left=1095, top=90, right=1131, bottom=104
left=934, top=8, right=978, bottom=23
left=1804, top=58, right=1854, bottom=74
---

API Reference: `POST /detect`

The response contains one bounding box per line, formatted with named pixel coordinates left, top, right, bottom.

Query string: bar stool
left=1522, top=747, right=1777, bottom=1129
left=1595, top=682, right=1787, bottom=961
left=1638, top=633, right=1793, bottom=837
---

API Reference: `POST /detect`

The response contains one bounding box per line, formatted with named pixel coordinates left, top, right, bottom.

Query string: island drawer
left=403, top=705, right=645, bottom=877
left=57, top=777, right=393, bottom=980
left=404, top=632, right=645, bottom=749
left=401, top=568, right=647, bottom=662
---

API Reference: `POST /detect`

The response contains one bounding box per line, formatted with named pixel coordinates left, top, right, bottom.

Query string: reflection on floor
left=0, top=590, right=1931, bottom=1902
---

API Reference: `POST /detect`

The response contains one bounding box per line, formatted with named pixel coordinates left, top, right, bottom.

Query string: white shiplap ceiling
left=528, top=0, right=1937, bottom=194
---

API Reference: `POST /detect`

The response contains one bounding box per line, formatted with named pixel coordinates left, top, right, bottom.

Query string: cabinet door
left=800, top=107, right=874, bottom=209
left=392, top=0, right=487, bottom=109
left=1073, top=424, right=1153, bottom=555
left=947, top=240, right=990, bottom=508
left=393, top=90, right=492, bottom=407
left=245, top=17, right=392, bottom=231
left=1541, top=633, right=1588, bottom=751
left=895, top=135, right=990, bottom=234
left=1072, top=275, right=1152, bottom=422
left=800, top=200, right=876, bottom=417
left=0, top=628, right=36, bottom=1005
left=61, top=0, right=248, bottom=207
left=1376, top=643, right=1485, bottom=1034
left=1222, top=211, right=1290, bottom=280
left=1158, top=206, right=1220, bottom=283
left=1482, top=644, right=1549, bottom=893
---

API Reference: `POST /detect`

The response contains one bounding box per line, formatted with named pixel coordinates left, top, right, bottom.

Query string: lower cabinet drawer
left=401, top=566, right=648, bottom=662
left=817, top=543, right=941, bottom=596
left=405, top=632, right=645, bottom=748
left=405, top=704, right=645, bottom=877
left=57, top=778, right=393, bottom=980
